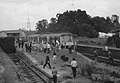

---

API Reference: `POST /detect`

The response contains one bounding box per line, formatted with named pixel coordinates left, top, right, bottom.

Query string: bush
left=61, top=55, right=69, bottom=62
left=85, top=64, right=94, bottom=76
left=90, top=40, right=96, bottom=44
left=63, top=75, right=72, bottom=80
left=80, top=64, right=94, bottom=76
left=40, top=59, right=44, bottom=65
left=80, top=65, right=86, bottom=76
left=63, top=57, right=69, bottom=62
left=61, top=55, right=65, bottom=60
left=65, top=80, right=73, bottom=83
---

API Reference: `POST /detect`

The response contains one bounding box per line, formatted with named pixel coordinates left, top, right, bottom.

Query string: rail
left=9, top=54, right=52, bottom=83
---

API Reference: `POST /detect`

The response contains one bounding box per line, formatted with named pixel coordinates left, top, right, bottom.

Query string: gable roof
left=1, top=30, right=22, bottom=33
left=0, top=32, right=7, bottom=38
left=0, top=30, right=37, bottom=37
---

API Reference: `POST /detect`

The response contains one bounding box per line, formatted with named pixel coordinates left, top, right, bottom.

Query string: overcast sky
left=0, top=0, right=120, bottom=31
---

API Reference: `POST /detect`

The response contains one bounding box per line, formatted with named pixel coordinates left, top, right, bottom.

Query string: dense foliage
left=36, top=9, right=120, bottom=38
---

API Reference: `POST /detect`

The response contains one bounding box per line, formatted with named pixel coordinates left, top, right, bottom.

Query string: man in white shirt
left=71, top=58, right=77, bottom=78
left=47, top=43, right=51, bottom=53
left=53, top=52, right=57, bottom=64
left=52, top=67, right=57, bottom=83
left=43, top=43, right=47, bottom=53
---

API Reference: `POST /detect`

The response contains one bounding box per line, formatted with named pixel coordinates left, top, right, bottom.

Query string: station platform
left=16, top=47, right=92, bottom=82
left=16, top=45, right=120, bottom=83
left=17, top=48, right=63, bottom=77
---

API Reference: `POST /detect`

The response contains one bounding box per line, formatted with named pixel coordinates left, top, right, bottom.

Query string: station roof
left=1, top=30, right=22, bottom=33
left=0, top=30, right=37, bottom=37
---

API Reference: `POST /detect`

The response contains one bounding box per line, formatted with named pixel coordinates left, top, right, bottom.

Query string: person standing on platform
left=103, top=46, right=108, bottom=56
left=21, top=40, right=24, bottom=48
left=43, top=43, right=47, bottom=53
left=29, top=42, right=32, bottom=53
left=43, top=56, right=52, bottom=69
left=14, top=40, right=17, bottom=49
left=93, top=49, right=98, bottom=63
left=52, top=67, right=57, bottom=83
left=27, top=41, right=31, bottom=53
left=68, top=46, right=72, bottom=54
left=53, top=52, right=57, bottom=64
left=71, top=58, right=77, bottom=78
left=108, top=51, right=113, bottom=65
left=19, top=38, right=22, bottom=48
left=25, top=42, right=28, bottom=52
left=47, top=43, right=51, bottom=54
left=61, top=44, right=64, bottom=49
left=18, top=40, right=21, bottom=48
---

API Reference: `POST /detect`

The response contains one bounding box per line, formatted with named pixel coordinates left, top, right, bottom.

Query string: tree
left=50, top=18, right=57, bottom=24
left=80, top=23, right=98, bottom=37
left=92, top=16, right=111, bottom=33
left=111, top=15, right=120, bottom=29
left=47, top=18, right=59, bottom=32
left=106, top=16, right=114, bottom=32
left=57, top=9, right=93, bottom=36
left=111, top=15, right=119, bottom=24
left=36, top=19, right=48, bottom=33
left=36, top=9, right=119, bottom=38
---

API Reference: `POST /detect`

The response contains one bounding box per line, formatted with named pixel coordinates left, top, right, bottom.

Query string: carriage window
left=69, top=36, right=72, bottom=42
left=69, top=38, right=72, bottom=42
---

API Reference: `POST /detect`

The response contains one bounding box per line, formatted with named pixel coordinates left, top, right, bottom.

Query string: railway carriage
left=27, top=33, right=76, bottom=50
left=27, top=34, right=39, bottom=43
left=27, top=34, right=40, bottom=50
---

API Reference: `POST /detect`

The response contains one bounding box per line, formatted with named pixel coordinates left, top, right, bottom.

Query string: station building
left=0, top=29, right=36, bottom=40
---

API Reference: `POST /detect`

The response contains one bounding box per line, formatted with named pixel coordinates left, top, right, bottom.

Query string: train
left=26, top=32, right=77, bottom=50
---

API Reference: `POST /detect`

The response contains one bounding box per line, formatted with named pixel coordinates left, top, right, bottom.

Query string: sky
left=0, top=0, right=120, bottom=31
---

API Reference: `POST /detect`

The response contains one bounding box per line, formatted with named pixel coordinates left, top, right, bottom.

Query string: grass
left=63, top=77, right=92, bottom=83
left=39, top=59, right=44, bottom=65
left=80, top=65, right=86, bottom=76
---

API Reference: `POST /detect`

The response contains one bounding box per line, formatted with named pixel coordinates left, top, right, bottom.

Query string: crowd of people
left=15, top=38, right=32, bottom=53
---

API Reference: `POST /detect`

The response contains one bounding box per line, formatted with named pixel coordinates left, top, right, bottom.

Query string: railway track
left=8, top=54, right=52, bottom=83
left=76, top=44, right=120, bottom=66
left=81, top=52, right=120, bottom=66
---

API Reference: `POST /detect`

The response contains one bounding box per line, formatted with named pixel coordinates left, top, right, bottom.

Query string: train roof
left=40, top=33, right=73, bottom=37
left=27, top=33, right=75, bottom=37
